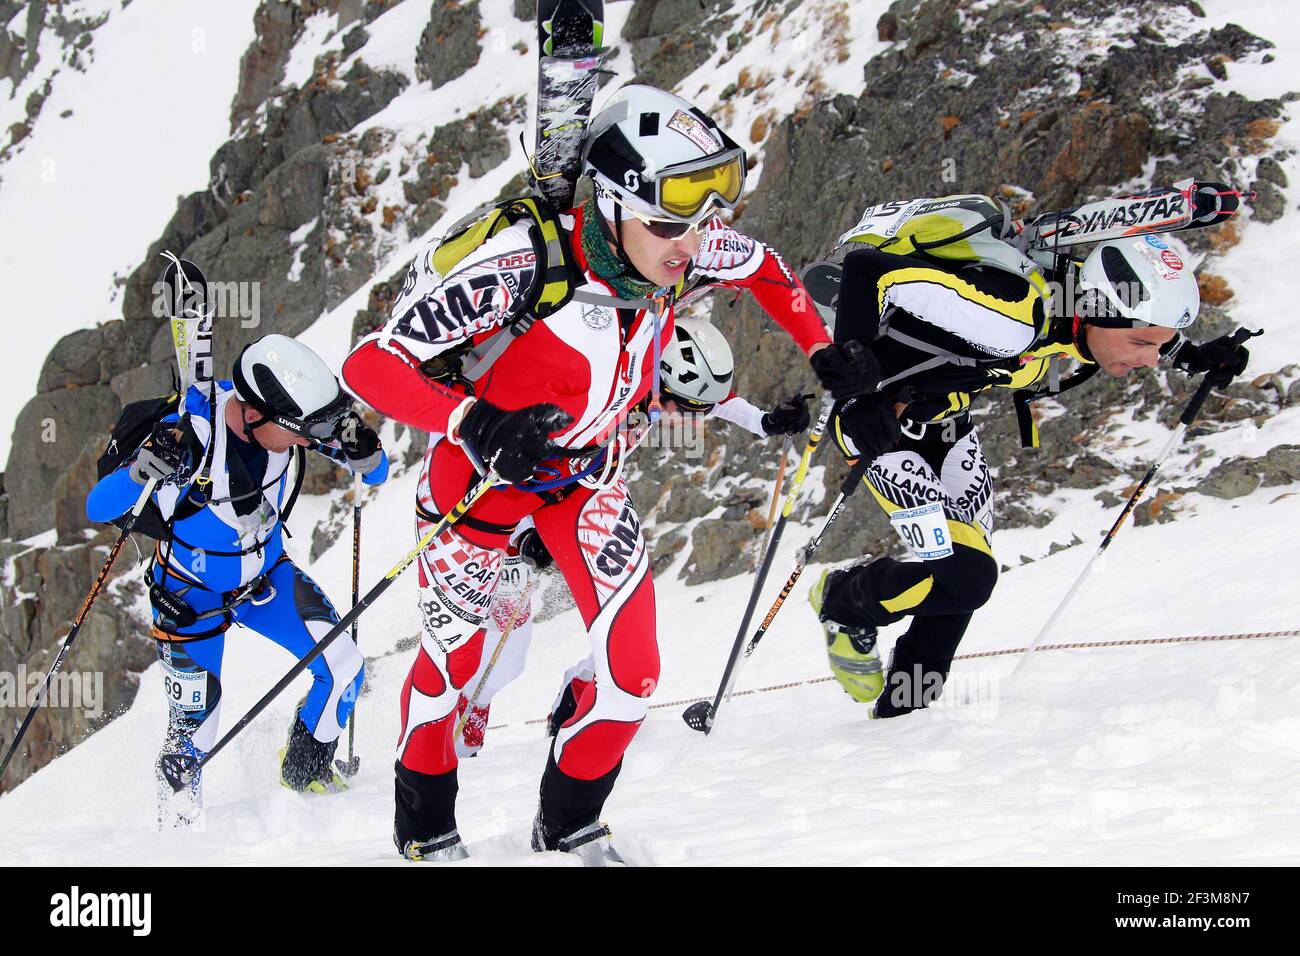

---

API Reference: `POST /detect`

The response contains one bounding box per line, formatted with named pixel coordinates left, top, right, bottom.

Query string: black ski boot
left=394, top=763, right=467, bottom=861
left=532, top=751, right=625, bottom=866
left=399, top=829, right=468, bottom=862
left=279, top=714, right=348, bottom=793
left=532, top=818, right=624, bottom=866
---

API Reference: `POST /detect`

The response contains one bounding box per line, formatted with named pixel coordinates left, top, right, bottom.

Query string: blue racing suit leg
left=232, top=558, right=364, bottom=744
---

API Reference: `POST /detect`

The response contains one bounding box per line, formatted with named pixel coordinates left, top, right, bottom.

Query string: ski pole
left=683, top=457, right=870, bottom=735
left=340, top=472, right=363, bottom=776
left=1010, top=327, right=1260, bottom=677
left=757, top=434, right=794, bottom=565
left=1, top=476, right=159, bottom=784
left=681, top=394, right=835, bottom=735
left=741, top=458, right=871, bottom=663
left=159, top=466, right=502, bottom=791
left=454, top=577, right=539, bottom=741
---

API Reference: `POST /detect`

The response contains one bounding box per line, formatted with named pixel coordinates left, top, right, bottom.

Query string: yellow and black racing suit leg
left=820, top=415, right=998, bottom=717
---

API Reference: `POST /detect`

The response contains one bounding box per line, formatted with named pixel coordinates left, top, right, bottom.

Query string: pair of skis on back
left=533, top=0, right=607, bottom=211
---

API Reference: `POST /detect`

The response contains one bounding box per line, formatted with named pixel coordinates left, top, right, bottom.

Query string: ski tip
left=681, top=700, right=713, bottom=734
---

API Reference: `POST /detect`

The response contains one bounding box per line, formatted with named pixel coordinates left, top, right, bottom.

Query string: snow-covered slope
left=0, top=468, right=1297, bottom=865
left=0, top=0, right=258, bottom=459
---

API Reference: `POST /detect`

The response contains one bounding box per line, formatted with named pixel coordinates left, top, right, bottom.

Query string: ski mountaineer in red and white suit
left=343, top=207, right=828, bottom=857
left=342, top=84, right=865, bottom=861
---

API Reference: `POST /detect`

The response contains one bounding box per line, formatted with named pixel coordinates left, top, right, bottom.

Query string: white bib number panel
left=161, top=660, right=209, bottom=713
left=890, top=502, right=955, bottom=561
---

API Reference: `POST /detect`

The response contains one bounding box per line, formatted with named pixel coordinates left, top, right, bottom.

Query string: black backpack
left=97, top=393, right=308, bottom=541
left=96, top=395, right=206, bottom=539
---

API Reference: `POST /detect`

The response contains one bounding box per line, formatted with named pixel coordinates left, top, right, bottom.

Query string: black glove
left=128, top=426, right=188, bottom=486
left=516, top=527, right=554, bottom=570
left=810, top=340, right=879, bottom=399
left=831, top=393, right=901, bottom=463
left=458, top=399, right=573, bottom=484
left=336, top=411, right=383, bottom=474
left=1172, top=333, right=1251, bottom=388
left=761, top=393, right=812, bottom=436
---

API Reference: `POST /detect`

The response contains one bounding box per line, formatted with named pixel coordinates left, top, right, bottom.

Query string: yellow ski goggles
left=656, top=149, right=746, bottom=221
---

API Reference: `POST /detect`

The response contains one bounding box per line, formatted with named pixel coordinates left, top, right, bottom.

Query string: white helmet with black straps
left=232, top=334, right=351, bottom=438
left=582, top=84, right=746, bottom=229
left=659, top=317, right=735, bottom=411
left=1077, top=236, right=1200, bottom=330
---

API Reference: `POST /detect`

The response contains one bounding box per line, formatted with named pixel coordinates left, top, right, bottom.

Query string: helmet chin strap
left=1072, top=312, right=1097, bottom=363
left=602, top=202, right=654, bottom=286
left=592, top=188, right=656, bottom=288
left=235, top=398, right=274, bottom=445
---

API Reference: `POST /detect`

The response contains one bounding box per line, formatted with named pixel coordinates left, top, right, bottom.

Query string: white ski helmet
left=660, top=317, right=735, bottom=410
left=232, top=334, right=351, bottom=438
left=582, top=85, right=746, bottom=227
left=1077, top=236, right=1200, bottom=330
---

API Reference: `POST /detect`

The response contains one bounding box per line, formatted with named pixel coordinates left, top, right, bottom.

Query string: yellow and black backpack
left=416, top=196, right=581, bottom=385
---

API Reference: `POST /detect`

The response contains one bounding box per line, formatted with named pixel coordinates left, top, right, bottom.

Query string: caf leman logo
left=50, top=886, right=152, bottom=936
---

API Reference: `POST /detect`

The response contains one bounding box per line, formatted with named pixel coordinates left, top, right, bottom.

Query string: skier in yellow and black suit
left=806, top=234, right=1252, bottom=718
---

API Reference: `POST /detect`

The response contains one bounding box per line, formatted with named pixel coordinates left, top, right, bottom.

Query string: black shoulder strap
left=279, top=446, right=307, bottom=530
left=1013, top=362, right=1099, bottom=448
left=505, top=197, right=581, bottom=319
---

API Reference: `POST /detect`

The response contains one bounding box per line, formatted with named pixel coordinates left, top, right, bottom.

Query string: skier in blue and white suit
left=86, top=334, right=389, bottom=812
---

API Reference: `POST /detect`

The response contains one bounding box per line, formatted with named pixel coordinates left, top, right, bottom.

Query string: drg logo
left=49, top=886, right=151, bottom=936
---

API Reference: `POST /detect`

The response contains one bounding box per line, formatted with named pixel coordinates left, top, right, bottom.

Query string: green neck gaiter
left=580, top=199, right=657, bottom=301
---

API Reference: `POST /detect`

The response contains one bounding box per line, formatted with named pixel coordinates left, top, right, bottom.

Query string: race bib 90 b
left=890, top=502, right=954, bottom=560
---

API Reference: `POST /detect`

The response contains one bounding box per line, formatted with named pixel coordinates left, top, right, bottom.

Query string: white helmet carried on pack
left=232, top=334, right=351, bottom=438
left=660, top=317, right=735, bottom=410
left=582, top=85, right=746, bottom=229
left=1077, top=236, right=1200, bottom=330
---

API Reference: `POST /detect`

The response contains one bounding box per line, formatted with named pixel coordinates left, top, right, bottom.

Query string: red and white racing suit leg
left=530, top=476, right=659, bottom=839
left=393, top=443, right=516, bottom=849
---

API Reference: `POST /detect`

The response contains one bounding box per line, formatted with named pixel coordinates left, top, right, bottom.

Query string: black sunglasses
left=643, top=218, right=697, bottom=240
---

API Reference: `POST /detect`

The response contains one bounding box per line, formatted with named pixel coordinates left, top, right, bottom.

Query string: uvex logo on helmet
left=233, top=334, right=352, bottom=438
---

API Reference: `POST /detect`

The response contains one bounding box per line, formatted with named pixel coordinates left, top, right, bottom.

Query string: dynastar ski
left=1019, top=178, right=1250, bottom=251
left=533, top=0, right=607, bottom=211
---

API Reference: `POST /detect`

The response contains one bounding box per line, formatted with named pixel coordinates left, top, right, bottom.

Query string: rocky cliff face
left=630, top=0, right=1293, bottom=583
left=1, top=0, right=1293, bottom=791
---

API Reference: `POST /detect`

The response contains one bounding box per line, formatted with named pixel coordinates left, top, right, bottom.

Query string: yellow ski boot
left=810, top=569, right=884, bottom=704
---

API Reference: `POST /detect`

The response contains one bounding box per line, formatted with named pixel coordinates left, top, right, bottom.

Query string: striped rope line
left=495, top=627, right=1300, bottom=730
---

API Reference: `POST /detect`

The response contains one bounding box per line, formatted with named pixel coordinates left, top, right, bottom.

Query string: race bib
left=489, top=555, right=532, bottom=630
left=890, top=502, right=954, bottom=560
left=161, top=661, right=208, bottom=713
